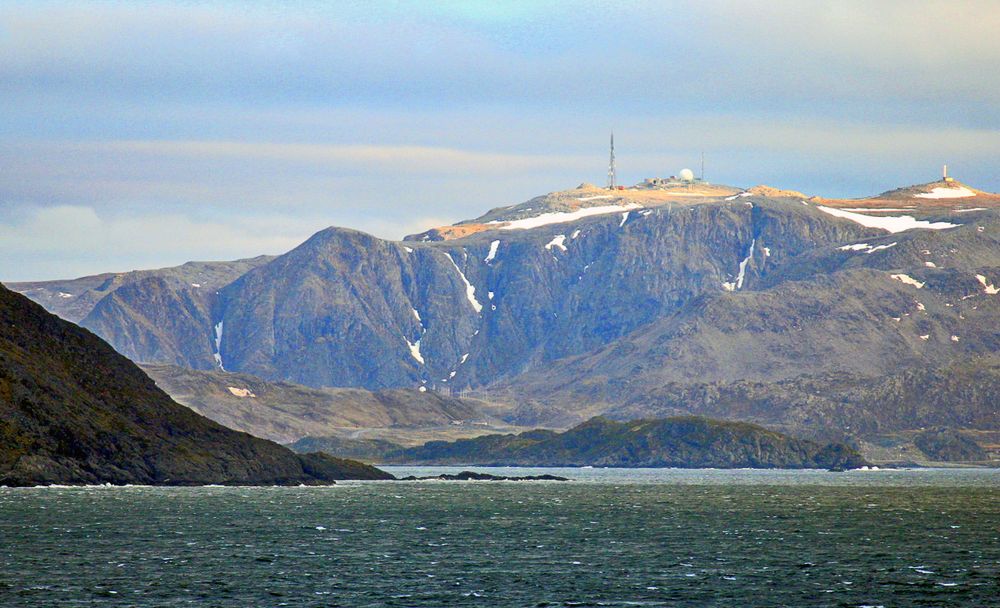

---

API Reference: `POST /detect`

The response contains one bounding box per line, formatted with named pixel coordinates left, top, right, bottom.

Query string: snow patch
left=576, top=195, right=614, bottom=201
left=190, top=283, right=201, bottom=288
left=919, top=335, right=930, bottom=341
left=570, top=229, right=581, bottom=239
left=915, top=186, right=976, bottom=199
left=838, top=208, right=911, bottom=212
left=405, top=338, right=424, bottom=364
left=227, top=387, right=256, bottom=398
left=404, top=246, right=413, bottom=253
left=722, top=239, right=755, bottom=291
left=493, top=203, right=642, bottom=230
left=460, top=353, right=469, bottom=364
left=951, top=335, right=961, bottom=342
left=817, top=206, right=960, bottom=233
left=444, top=253, right=483, bottom=313
left=487, top=291, right=494, bottom=300
left=545, top=235, right=568, bottom=252
left=619, top=212, right=630, bottom=227
left=412, top=307, right=422, bottom=323
left=724, top=191, right=753, bottom=201
left=975, top=274, right=999, bottom=295
left=57, top=292, right=73, bottom=298
left=213, top=321, right=225, bottom=370
left=954, top=207, right=986, bottom=213
left=890, top=274, right=925, bottom=289
left=418, top=386, right=427, bottom=392
left=924, top=261, right=936, bottom=268
left=484, top=240, right=500, bottom=262
left=838, top=242, right=897, bottom=254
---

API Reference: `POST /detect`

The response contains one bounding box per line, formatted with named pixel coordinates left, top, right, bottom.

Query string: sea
left=1, top=467, right=997, bottom=607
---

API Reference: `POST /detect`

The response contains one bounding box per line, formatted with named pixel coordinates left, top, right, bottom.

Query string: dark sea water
left=1, top=467, right=998, bottom=607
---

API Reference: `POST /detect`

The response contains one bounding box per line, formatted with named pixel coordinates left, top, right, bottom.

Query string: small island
left=384, top=416, right=869, bottom=470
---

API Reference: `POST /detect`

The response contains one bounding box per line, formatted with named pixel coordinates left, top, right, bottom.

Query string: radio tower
left=607, top=132, right=617, bottom=189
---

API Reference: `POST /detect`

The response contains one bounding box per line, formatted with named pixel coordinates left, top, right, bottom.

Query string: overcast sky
left=2, top=1, right=998, bottom=281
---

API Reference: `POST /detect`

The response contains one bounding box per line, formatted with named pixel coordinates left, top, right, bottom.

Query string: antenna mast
left=701, top=151, right=705, bottom=181
left=607, top=132, right=616, bottom=189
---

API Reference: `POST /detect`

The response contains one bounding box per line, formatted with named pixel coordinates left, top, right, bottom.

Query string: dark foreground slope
left=392, top=416, right=868, bottom=469
left=0, top=285, right=392, bottom=486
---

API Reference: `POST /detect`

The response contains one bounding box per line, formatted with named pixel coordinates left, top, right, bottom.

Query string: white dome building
left=678, top=168, right=695, bottom=182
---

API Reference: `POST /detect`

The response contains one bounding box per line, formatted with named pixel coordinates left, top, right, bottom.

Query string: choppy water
left=1, top=467, right=998, bottom=607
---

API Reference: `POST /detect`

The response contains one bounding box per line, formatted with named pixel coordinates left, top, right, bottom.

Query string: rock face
left=6, top=179, right=1000, bottom=442
left=913, top=428, right=989, bottom=462
left=7, top=256, right=273, bottom=370
left=391, top=416, right=869, bottom=469
left=0, top=284, right=392, bottom=486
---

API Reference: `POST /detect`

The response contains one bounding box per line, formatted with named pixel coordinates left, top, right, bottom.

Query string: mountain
left=142, top=364, right=512, bottom=444
left=599, top=357, right=1000, bottom=443
left=390, top=416, right=869, bottom=469
left=0, top=284, right=391, bottom=486
left=7, top=256, right=273, bottom=371
left=8, top=256, right=272, bottom=324
left=6, top=176, right=999, bottom=447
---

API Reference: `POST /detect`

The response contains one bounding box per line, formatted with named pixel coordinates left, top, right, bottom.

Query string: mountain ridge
left=5, top=176, right=999, bottom=454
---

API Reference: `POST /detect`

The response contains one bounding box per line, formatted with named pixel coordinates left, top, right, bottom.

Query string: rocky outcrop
left=913, top=428, right=989, bottom=462
left=391, top=416, right=869, bottom=469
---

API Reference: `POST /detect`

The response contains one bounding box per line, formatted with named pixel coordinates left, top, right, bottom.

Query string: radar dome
left=679, top=168, right=695, bottom=182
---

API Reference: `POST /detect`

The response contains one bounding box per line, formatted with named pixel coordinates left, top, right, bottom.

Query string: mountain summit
left=6, top=177, right=999, bottom=450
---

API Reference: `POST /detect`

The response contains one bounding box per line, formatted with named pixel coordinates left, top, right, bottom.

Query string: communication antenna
left=607, top=132, right=616, bottom=189
left=943, top=164, right=948, bottom=179
left=701, top=151, right=705, bottom=181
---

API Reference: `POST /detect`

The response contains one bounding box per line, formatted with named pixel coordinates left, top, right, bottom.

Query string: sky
left=2, top=0, right=998, bottom=281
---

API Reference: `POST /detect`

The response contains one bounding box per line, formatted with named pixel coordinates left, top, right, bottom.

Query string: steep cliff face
left=6, top=181, right=1000, bottom=442
left=80, top=277, right=219, bottom=370
left=503, top=211, right=1000, bottom=414
left=210, top=197, right=872, bottom=390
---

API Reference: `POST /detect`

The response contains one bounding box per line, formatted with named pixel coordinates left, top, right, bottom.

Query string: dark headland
left=0, top=284, right=392, bottom=486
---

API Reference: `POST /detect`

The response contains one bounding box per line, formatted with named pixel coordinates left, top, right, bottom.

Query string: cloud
left=0, top=201, right=464, bottom=281
left=1, top=1, right=998, bottom=280
left=2, top=1, right=998, bottom=118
